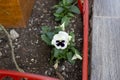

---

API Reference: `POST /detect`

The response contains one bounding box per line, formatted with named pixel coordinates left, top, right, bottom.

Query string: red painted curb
left=78, top=0, right=83, bottom=14
left=78, top=0, right=89, bottom=80
left=0, top=70, right=58, bottom=80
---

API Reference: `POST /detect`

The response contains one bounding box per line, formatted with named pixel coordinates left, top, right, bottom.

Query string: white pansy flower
left=72, top=53, right=82, bottom=60
left=51, top=31, right=72, bottom=49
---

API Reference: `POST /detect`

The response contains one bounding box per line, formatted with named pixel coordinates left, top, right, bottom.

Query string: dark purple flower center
left=56, top=40, right=65, bottom=47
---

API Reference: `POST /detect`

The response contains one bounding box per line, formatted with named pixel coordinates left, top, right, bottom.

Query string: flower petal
left=59, top=31, right=69, bottom=37
left=72, top=53, right=82, bottom=60
left=55, top=45, right=61, bottom=49
left=60, top=43, right=67, bottom=49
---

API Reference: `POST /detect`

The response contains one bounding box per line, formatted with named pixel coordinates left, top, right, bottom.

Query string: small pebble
left=28, top=23, right=32, bottom=26
left=47, top=71, right=52, bottom=76
left=31, top=59, right=34, bottom=62
left=71, top=20, right=75, bottom=23
left=29, top=28, right=32, bottom=31
left=34, top=60, right=37, bottom=63
left=27, top=67, right=30, bottom=70
left=35, top=40, right=39, bottom=44
left=42, top=3, right=45, bottom=6
left=10, top=29, right=19, bottom=40
left=49, top=68, right=54, bottom=72
left=36, top=1, right=40, bottom=4
left=78, top=38, right=83, bottom=41
left=61, top=65, right=65, bottom=71
left=45, top=71, right=48, bottom=75
left=43, top=9, right=48, bottom=13
left=37, top=8, right=41, bottom=11
left=14, top=42, right=18, bottom=45
left=16, top=56, right=20, bottom=58
left=17, top=45, right=21, bottom=48
left=41, top=15, right=44, bottom=18
left=34, top=5, right=37, bottom=8
left=62, top=72, right=68, bottom=78
left=4, top=50, right=7, bottom=53
left=34, top=28, right=37, bottom=31
left=30, top=19, right=34, bottom=24
left=15, top=39, right=18, bottom=42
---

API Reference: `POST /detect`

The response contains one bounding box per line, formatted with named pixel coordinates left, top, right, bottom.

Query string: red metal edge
left=82, top=0, right=89, bottom=80
left=0, top=70, right=59, bottom=80
left=78, top=0, right=89, bottom=80
left=78, top=0, right=83, bottom=14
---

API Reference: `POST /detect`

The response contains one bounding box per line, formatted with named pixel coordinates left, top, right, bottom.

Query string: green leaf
left=67, top=52, right=72, bottom=59
left=53, top=48, right=66, bottom=58
left=52, top=5, right=59, bottom=9
left=41, top=26, right=51, bottom=33
left=69, top=32, right=75, bottom=42
left=61, top=16, right=70, bottom=27
left=66, top=0, right=74, bottom=4
left=62, top=0, right=67, bottom=5
left=64, top=6, right=70, bottom=9
left=67, top=13, right=74, bottom=17
left=54, top=27, right=63, bottom=33
left=71, top=47, right=80, bottom=55
left=70, top=5, right=80, bottom=14
left=41, top=34, right=51, bottom=45
left=53, top=48, right=59, bottom=57
left=54, top=13, right=61, bottom=17
left=55, top=18, right=61, bottom=21
left=67, top=52, right=72, bottom=61
left=53, top=48, right=61, bottom=57
left=59, top=1, right=64, bottom=6
left=46, top=32, right=54, bottom=40
left=75, top=49, right=80, bottom=55
left=67, top=52, right=75, bottom=64
left=56, top=7, right=64, bottom=13
left=63, top=0, right=74, bottom=5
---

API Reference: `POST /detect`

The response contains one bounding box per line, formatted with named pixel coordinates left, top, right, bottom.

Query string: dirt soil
left=0, top=0, right=92, bottom=80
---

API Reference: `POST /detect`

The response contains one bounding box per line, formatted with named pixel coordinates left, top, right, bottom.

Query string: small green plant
left=41, top=23, right=82, bottom=69
left=41, top=0, right=81, bottom=69
left=53, top=0, right=80, bottom=26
